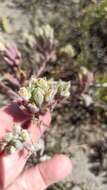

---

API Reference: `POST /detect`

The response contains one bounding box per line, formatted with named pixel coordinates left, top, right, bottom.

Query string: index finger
left=0, top=102, right=51, bottom=140
left=0, top=103, right=51, bottom=189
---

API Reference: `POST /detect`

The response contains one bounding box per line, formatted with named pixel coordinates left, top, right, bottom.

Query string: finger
left=0, top=104, right=28, bottom=189
left=0, top=103, right=27, bottom=138
left=7, top=155, right=72, bottom=190
left=0, top=103, right=51, bottom=141
left=1, top=103, right=27, bottom=123
left=26, top=111, right=51, bottom=143
left=0, top=104, right=51, bottom=189
left=0, top=149, right=27, bottom=189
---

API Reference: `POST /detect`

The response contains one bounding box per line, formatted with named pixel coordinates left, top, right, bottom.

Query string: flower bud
left=48, top=79, right=57, bottom=88
left=45, top=88, right=57, bottom=102
left=13, top=140, right=23, bottom=149
left=21, top=130, right=29, bottom=141
left=60, top=44, right=75, bottom=57
left=37, top=78, right=49, bottom=92
left=32, top=87, right=44, bottom=107
left=79, top=66, right=94, bottom=90
left=13, top=124, right=21, bottom=134
left=35, top=27, right=44, bottom=38
left=30, top=76, right=37, bottom=84
left=35, top=24, right=54, bottom=42
left=19, top=87, right=31, bottom=101
left=43, top=24, right=54, bottom=40
left=57, top=80, right=71, bottom=97
left=4, top=132, right=13, bottom=142
left=7, top=146, right=16, bottom=154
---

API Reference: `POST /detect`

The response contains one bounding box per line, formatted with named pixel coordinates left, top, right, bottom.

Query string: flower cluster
left=35, top=24, right=54, bottom=44
left=34, top=24, right=56, bottom=64
left=60, top=44, right=76, bottom=58
left=18, top=77, right=71, bottom=114
left=2, top=43, right=21, bottom=66
left=0, top=124, right=29, bottom=154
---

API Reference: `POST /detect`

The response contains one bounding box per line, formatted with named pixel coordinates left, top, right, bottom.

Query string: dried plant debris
left=88, top=140, right=107, bottom=176
left=87, top=134, right=107, bottom=183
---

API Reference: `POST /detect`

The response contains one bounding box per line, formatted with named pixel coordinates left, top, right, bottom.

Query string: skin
left=0, top=103, right=72, bottom=190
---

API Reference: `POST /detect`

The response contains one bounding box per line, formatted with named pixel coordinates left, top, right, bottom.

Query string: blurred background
left=0, top=0, right=107, bottom=190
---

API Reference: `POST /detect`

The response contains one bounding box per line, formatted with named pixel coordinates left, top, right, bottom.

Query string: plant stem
left=0, top=81, right=19, bottom=100
left=36, top=59, right=47, bottom=78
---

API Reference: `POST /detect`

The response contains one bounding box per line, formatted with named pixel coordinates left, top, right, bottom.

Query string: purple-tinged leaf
left=4, top=43, right=21, bottom=66
left=4, top=73, right=20, bottom=87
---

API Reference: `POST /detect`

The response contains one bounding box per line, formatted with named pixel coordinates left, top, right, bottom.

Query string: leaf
left=0, top=17, right=11, bottom=33
left=32, top=87, right=44, bottom=107
left=4, top=43, right=21, bottom=66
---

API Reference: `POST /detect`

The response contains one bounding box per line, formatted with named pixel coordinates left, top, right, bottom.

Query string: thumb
left=7, top=155, right=72, bottom=190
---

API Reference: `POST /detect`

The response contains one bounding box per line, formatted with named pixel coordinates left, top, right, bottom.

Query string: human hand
left=0, top=103, right=72, bottom=190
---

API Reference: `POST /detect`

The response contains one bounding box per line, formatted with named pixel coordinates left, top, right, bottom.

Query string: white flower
left=57, top=80, right=71, bottom=97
